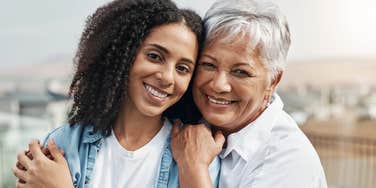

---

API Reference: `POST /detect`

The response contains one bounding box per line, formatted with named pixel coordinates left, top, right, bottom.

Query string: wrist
left=177, top=162, right=208, bottom=174
left=177, top=162, right=213, bottom=188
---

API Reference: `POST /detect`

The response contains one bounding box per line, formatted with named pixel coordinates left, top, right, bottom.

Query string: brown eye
left=176, top=64, right=190, bottom=74
left=199, top=62, right=216, bottom=71
left=147, top=52, right=163, bottom=62
left=231, top=69, right=253, bottom=78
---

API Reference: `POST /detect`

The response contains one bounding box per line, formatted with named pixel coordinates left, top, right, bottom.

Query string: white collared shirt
left=219, top=94, right=327, bottom=188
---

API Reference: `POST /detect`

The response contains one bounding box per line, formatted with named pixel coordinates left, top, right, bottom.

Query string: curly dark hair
left=68, top=0, right=203, bottom=136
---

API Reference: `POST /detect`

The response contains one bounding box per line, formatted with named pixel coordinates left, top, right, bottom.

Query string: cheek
left=175, top=76, right=192, bottom=97
left=236, top=83, right=266, bottom=108
left=131, top=51, right=144, bottom=68
left=193, top=70, right=210, bottom=88
left=241, top=96, right=262, bottom=111
left=192, top=77, right=205, bottom=99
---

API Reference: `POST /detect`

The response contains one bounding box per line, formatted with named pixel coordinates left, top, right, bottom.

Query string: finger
left=43, top=148, right=53, bottom=160
left=41, top=147, right=50, bottom=155
left=25, top=150, right=33, bottom=160
left=16, top=180, right=27, bottom=188
left=12, top=166, right=27, bottom=181
left=47, top=139, right=64, bottom=162
left=16, top=180, right=26, bottom=188
left=28, top=139, right=44, bottom=159
left=171, top=119, right=181, bottom=136
left=36, top=139, right=43, bottom=149
left=52, top=145, right=65, bottom=156
left=45, top=154, right=53, bottom=160
left=16, top=161, right=26, bottom=171
left=16, top=151, right=32, bottom=170
left=18, top=178, right=27, bottom=185
left=214, top=131, right=225, bottom=150
left=46, top=146, right=65, bottom=156
left=60, top=148, right=65, bottom=156
left=198, top=123, right=211, bottom=132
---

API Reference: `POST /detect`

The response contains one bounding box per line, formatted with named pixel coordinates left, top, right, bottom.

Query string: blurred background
left=1, top=0, right=375, bottom=187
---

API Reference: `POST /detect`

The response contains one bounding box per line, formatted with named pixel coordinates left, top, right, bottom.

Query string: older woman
left=171, top=0, right=327, bottom=187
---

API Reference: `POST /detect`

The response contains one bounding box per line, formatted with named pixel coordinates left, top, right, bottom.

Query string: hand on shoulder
left=13, top=139, right=73, bottom=188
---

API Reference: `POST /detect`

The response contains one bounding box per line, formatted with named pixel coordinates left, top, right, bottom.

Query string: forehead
left=202, top=38, right=259, bottom=66
left=144, top=23, right=194, bottom=43
left=141, top=23, right=198, bottom=60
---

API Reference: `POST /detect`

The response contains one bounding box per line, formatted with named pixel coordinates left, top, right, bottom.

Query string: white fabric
left=90, top=119, right=172, bottom=188
left=219, top=94, right=327, bottom=188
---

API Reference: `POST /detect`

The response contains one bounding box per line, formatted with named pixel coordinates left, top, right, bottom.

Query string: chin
left=204, top=114, right=231, bottom=128
left=140, top=107, right=165, bottom=117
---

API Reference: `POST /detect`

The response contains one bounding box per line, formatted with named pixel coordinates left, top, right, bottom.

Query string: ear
left=270, top=71, right=283, bottom=91
left=264, top=71, right=283, bottom=102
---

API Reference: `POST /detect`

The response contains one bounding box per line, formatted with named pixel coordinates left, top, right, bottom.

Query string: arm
left=170, top=120, right=225, bottom=188
left=12, top=139, right=74, bottom=188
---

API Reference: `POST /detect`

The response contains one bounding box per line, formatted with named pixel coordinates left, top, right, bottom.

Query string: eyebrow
left=148, top=43, right=195, bottom=65
left=200, top=54, right=218, bottom=62
left=233, top=62, right=256, bottom=67
left=201, top=54, right=255, bottom=67
left=149, top=43, right=169, bottom=54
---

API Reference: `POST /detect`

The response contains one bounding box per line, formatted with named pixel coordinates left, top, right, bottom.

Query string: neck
left=113, top=103, right=164, bottom=151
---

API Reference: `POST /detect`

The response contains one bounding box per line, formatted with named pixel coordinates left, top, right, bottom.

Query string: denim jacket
left=42, top=120, right=221, bottom=188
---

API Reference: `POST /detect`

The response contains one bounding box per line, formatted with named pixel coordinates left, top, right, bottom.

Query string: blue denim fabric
left=42, top=122, right=220, bottom=188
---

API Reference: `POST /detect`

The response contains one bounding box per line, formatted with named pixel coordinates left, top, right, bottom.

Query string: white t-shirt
left=90, top=120, right=171, bottom=188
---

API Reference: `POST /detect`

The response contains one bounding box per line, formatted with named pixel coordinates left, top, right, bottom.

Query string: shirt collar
left=220, top=93, right=284, bottom=160
left=82, top=125, right=104, bottom=143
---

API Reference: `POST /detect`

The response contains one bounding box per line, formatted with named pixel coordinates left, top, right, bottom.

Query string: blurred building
left=0, top=79, right=70, bottom=187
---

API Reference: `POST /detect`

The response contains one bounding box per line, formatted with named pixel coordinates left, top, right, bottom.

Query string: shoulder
left=42, top=124, right=92, bottom=152
left=42, top=124, right=82, bottom=144
left=268, top=111, right=319, bottom=163
left=43, top=124, right=81, bottom=138
left=246, top=111, right=327, bottom=187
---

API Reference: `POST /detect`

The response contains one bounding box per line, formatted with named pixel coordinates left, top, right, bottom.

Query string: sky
left=1, top=0, right=375, bottom=68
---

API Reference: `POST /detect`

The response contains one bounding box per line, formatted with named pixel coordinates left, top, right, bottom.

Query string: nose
left=211, top=71, right=231, bottom=93
left=156, top=64, right=174, bottom=87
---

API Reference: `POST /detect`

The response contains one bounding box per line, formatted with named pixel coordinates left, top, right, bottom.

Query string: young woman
left=12, top=0, right=221, bottom=187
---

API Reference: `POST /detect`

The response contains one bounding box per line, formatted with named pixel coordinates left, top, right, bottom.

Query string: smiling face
left=125, top=23, right=198, bottom=118
left=193, top=39, right=280, bottom=133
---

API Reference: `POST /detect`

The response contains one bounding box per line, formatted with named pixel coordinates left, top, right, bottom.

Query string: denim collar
left=82, top=125, right=103, bottom=144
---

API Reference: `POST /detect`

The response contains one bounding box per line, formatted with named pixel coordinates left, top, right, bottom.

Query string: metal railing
left=305, top=133, right=376, bottom=188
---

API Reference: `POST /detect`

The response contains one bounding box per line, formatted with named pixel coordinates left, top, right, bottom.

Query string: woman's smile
left=144, top=83, right=170, bottom=102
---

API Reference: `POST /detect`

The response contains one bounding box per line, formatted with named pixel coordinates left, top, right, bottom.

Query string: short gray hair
left=204, top=0, right=291, bottom=81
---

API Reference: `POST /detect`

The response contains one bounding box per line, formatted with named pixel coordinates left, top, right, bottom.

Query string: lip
left=208, top=95, right=231, bottom=104
left=144, top=83, right=171, bottom=103
left=204, top=93, right=237, bottom=109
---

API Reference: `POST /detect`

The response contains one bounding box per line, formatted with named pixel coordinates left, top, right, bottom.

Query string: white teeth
left=145, top=84, right=168, bottom=98
left=208, top=96, right=231, bottom=105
